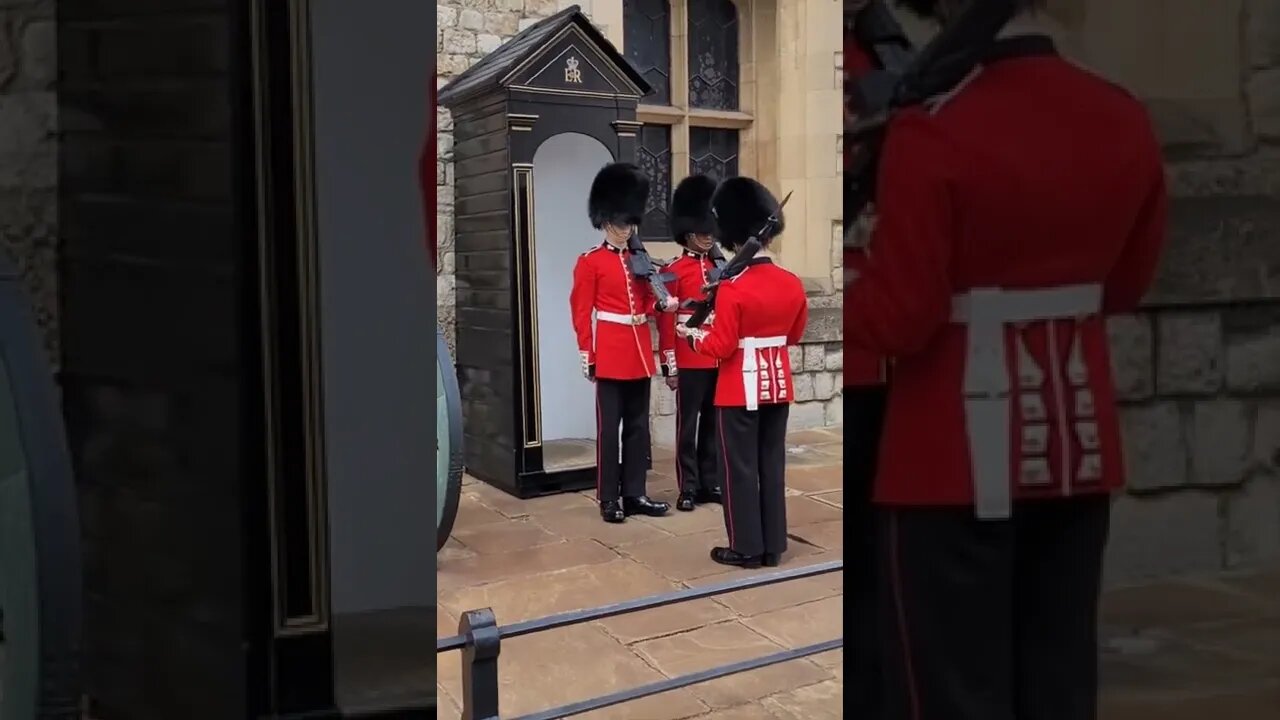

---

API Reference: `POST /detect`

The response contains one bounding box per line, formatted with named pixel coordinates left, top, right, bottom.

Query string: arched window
left=624, top=0, right=752, bottom=243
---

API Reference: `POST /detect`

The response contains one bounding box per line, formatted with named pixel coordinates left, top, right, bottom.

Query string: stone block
left=1252, top=401, right=1280, bottom=470
left=525, top=0, right=560, bottom=16
left=438, top=5, right=458, bottom=28
left=812, top=371, right=837, bottom=401
left=0, top=18, right=14, bottom=92
left=1248, top=0, right=1280, bottom=68
left=1104, top=492, right=1224, bottom=585
left=1156, top=312, right=1223, bottom=395
left=787, top=345, right=802, bottom=368
left=1168, top=152, right=1280, bottom=198
left=1224, top=307, right=1280, bottom=393
left=459, top=8, right=484, bottom=31
left=1120, top=403, right=1187, bottom=492
left=1145, top=98, right=1253, bottom=156
left=1108, top=314, right=1153, bottom=401
left=486, top=13, right=520, bottom=36
left=441, top=28, right=477, bottom=55
left=1147, top=196, right=1280, bottom=304
left=1189, top=399, right=1253, bottom=487
left=1246, top=68, right=1280, bottom=141
left=823, top=345, right=843, bottom=371
left=788, top=401, right=827, bottom=431
left=1225, top=475, right=1280, bottom=566
left=477, top=33, right=503, bottom=54
left=16, top=16, right=55, bottom=87
left=823, top=395, right=843, bottom=427
left=0, top=91, right=54, bottom=189
left=802, top=343, right=824, bottom=371
left=792, top=373, right=814, bottom=403
left=800, top=307, right=841, bottom=343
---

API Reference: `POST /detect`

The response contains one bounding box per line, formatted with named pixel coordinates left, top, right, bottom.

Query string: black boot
left=762, top=552, right=781, bottom=567
left=623, top=495, right=670, bottom=517
left=697, top=487, right=722, bottom=505
left=600, top=500, right=625, bottom=524
left=676, top=491, right=697, bottom=512
left=710, top=546, right=762, bottom=568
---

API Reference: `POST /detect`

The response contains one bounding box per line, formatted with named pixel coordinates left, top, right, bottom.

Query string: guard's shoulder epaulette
left=580, top=244, right=603, bottom=257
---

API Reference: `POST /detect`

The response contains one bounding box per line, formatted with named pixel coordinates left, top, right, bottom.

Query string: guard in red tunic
left=571, top=162, right=677, bottom=524
left=677, top=177, right=808, bottom=568
left=657, top=174, right=725, bottom=512
left=846, top=3, right=1169, bottom=718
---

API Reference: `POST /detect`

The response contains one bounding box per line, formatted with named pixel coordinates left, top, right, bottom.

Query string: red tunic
left=845, top=37, right=1168, bottom=512
left=657, top=250, right=720, bottom=374
left=689, top=258, right=809, bottom=408
left=844, top=30, right=889, bottom=388
left=570, top=243, right=659, bottom=380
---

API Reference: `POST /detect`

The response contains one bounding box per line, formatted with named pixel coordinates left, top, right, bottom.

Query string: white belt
left=596, top=310, right=648, bottom=326
left=950, top=284, right=1101, bottom=520
left=738, top=335, right=788, bottom=411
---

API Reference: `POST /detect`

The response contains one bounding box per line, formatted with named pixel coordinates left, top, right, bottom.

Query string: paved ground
left=436, top=425, right=1280, bottom=719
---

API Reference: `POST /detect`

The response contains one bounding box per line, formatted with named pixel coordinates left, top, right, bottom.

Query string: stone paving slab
left=437, top=425, right=1280, bottom=720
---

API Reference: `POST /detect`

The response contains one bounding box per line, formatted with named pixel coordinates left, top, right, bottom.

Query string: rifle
left=682, top=190, right=794, bottom=329
left=625, top=232, right=677, bottom=311
left=844, top=0, right=1017, bottom=247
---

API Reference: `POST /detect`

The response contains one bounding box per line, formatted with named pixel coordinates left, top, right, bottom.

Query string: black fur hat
left=670, top=174, right=718, bottom=245
left=710, top=177, right=785, bottom=251
left=588, top=162, right=649, bottom=229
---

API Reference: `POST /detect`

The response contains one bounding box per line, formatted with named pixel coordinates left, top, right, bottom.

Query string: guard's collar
left=981, top=34, right=1057, bottom=64
left=745, top=256, right=774, bottom=267
left=601, top=241, right=626, bottom=253
left=683, top=247, right=712, bottom=259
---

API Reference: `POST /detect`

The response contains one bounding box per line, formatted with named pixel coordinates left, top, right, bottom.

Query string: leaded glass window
left=689, top=127, right=739, bottom=181
left=624, top=0, right=672, bottom=106
left=636, top=125, right=673, bottom=242
left=687, top=0, right=739, bottom=110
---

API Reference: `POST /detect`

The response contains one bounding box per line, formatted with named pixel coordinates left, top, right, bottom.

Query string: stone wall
left=1065, top=0, right=1280, bottom=582
left=0, top=0, right=57, bottom=361
left=436, top=0, right=845, bottom=431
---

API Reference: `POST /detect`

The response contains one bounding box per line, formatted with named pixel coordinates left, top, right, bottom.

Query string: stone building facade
left=0, top=0, right=1275, bottom=588
left=436, top=0, right=846, bottom=432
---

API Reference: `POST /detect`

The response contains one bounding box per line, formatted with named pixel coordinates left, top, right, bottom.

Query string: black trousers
left=595, top=378, right=651, bottom=503
left=674, top=368, right=719, bottom=495
left=717, top=404, right=789, bottom=556
left=877, top=496, right=1112, bottom=720
left=844, top=385, right=888, bottom=717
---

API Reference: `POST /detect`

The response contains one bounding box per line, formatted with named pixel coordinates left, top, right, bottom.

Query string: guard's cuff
left=684, top=328, right=708, bottom=351
left=579, top=351, right=594, bottom=378
left=660, top=351, right=678, bottom=377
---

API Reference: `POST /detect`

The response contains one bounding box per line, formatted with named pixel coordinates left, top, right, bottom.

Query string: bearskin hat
left=588, top=162, right=649, bottom=229
left=710, top=177, right=785, bottom=251
left=670, top=174, right=718, bottom=245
